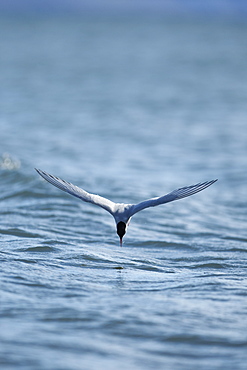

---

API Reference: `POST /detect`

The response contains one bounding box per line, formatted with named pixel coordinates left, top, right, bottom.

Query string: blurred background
left=1, top=1, right=247, bottom=370
left=0, top=0, right=246, bottom=191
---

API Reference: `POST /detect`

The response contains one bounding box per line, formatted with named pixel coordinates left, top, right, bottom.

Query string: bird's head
left=117, top=221, right=126, bottom=246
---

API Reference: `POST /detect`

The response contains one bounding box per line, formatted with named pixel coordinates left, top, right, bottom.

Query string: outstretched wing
left=35, top=169, right=116, bottom=214
left=129, top=180, right=217, bottom=217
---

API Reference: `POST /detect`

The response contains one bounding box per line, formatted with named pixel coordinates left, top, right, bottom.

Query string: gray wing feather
left=35, top=169, right=116, bottom=214
left=129, top=180, right=217, bottom=216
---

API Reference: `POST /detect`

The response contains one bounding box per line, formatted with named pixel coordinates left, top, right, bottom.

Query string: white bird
left=35, top=169, right=217, bottom=245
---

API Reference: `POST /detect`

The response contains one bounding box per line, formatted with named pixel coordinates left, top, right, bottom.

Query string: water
left=0, top=15, right=247, bottom=370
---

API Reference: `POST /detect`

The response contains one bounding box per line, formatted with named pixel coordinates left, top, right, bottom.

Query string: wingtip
left=203, top=179, right=218, bottom=188
left=35, top=168, right=47, bottom=179
left=204, top=179, right=218, bottom=185
left=35, top=168, right=47, bottom=176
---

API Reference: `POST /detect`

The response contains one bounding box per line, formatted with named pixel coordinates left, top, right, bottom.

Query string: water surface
left=0, top=15, right=247, bottom=370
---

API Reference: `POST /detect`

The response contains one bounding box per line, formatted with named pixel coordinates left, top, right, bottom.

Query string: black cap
left=117, top=221, right=126, bottom=239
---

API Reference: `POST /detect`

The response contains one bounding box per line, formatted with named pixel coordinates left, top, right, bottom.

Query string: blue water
left=0, top=15, right=247, bottom=370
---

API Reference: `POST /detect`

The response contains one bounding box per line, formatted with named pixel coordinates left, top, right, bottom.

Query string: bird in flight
left=36, top=169, right=217, bottom=245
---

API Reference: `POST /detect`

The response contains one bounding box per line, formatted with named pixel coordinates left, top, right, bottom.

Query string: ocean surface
left=0, top=15, right=247, bottom=370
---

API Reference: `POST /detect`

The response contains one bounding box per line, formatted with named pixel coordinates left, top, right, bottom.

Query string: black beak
left=117, top=222, right=126, bottom=245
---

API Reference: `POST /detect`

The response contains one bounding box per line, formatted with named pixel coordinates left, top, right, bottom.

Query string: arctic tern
left=36, top=169, right=217, bottom=245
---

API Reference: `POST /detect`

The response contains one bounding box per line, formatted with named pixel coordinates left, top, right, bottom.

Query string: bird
left=35, top=169, right=217, bottom=245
